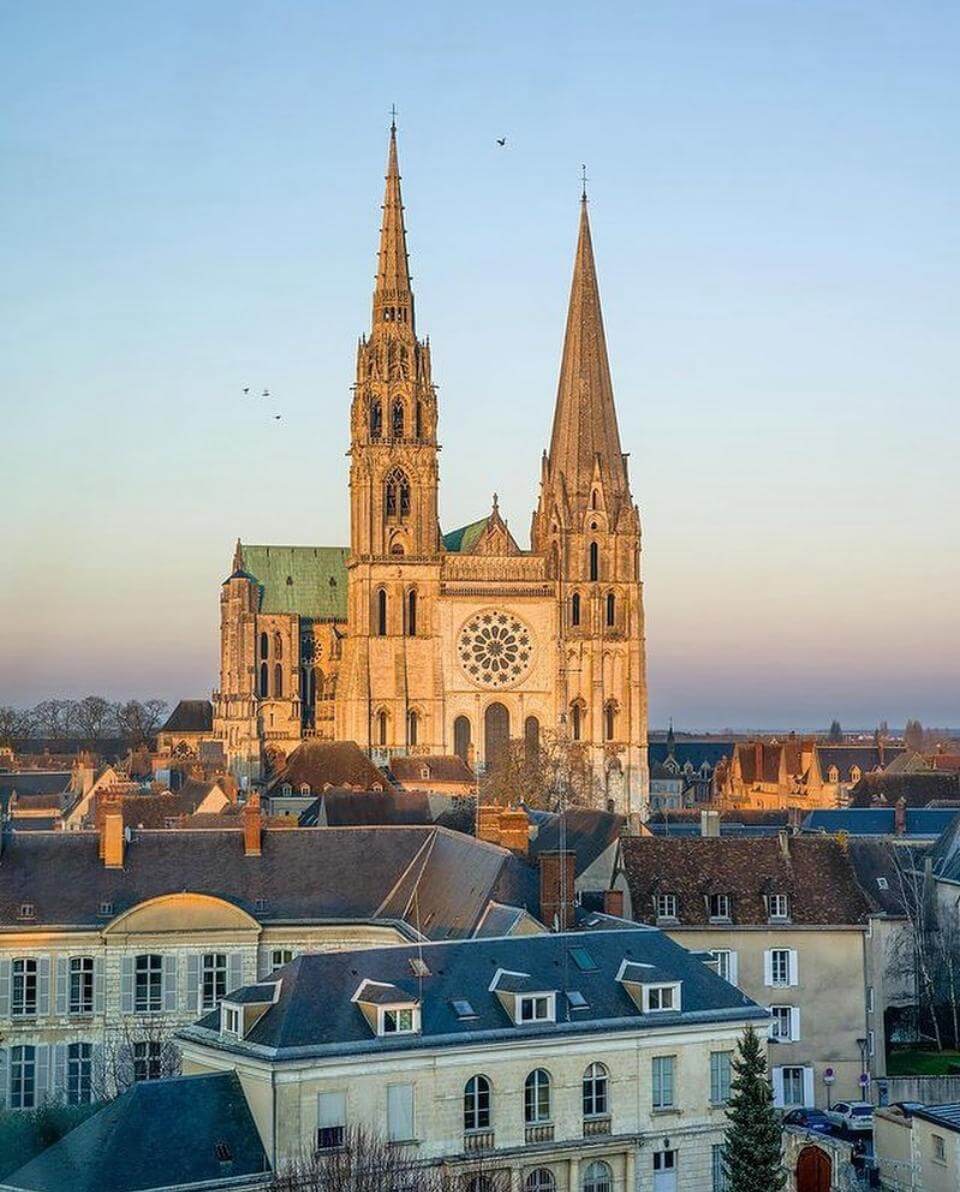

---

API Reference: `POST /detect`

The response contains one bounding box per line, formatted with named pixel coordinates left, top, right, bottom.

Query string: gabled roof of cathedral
left=546, top=196, right=628, bottom=507
left=238, top=544, right=348, bottom=620
left=442, top=517, right=489, bottom=553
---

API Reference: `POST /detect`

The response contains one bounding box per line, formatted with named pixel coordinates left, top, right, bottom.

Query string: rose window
left=457, top=611, right=533, bottom=688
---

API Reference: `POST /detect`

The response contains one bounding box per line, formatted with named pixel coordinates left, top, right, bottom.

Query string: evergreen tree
left=828, top=719, right=843, bottom=743
left=723, top=1026, right=786, bottom=1192
left=904, top=718, right=925, bottom=753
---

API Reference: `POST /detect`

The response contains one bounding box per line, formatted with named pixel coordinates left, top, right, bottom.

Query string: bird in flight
left=262, top=388, right=270, bottom=398
left=242, top=386, right=250, bottom=395
left=274, top=414, right=282, bottom=421
left=496, top=137, right=506, bottom=147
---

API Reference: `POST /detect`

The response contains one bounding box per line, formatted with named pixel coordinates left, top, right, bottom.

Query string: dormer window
left=381, top=1007, right=417, bottom=1034
left=655, top=893, right=678, bottom=920
left=644, top=983, right=681, bottom=1013
left=709, top=894, right=731, bottom=921
left=223, top=1005, right=241, bottom=1037
left=519, top=994, right=555, bottom=1023
left=767, top=894, right=789, bottom=920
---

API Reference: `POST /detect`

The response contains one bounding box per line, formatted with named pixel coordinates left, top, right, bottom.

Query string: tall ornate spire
left=545, top=196, right=628, bottom=508
left=373, top=121, right=414, bottom=332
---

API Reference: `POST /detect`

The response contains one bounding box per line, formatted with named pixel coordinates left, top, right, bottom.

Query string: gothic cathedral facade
left=213, top=125, right=649, bottom=816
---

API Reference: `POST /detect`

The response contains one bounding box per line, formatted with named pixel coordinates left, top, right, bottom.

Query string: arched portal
left=454, top=716, right=472, bottom=764
left=796, top=1146, right=831, bottom=1192
left=484, top=703, right=510, bottom=770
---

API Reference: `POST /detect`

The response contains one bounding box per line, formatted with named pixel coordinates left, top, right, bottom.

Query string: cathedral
left=213, top=123, right=649, bottom=816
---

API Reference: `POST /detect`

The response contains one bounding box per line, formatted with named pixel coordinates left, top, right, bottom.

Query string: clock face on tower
left=457, top=610, right=534, bottom=689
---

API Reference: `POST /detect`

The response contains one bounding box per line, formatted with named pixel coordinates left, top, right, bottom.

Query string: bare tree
left=74, top=695, right=117, bottom=743
left=94, top=1015, right=182, bottom=1100
left=479, top=728, right=601, bottom=810
left=31, top=699, right=79, bottom=739
left=268, top=1129, right=511, bottom=1192
left=113, top=699, right=167, bottom=748
left=886, top=846, right=943, bottom=1051
left=904, top=719, right=925, bottom=753
left=0, top=705, right=32, bottom=747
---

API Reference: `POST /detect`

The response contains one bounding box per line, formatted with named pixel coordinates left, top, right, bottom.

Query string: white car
left=825, top=1100, right=874, bottom=1132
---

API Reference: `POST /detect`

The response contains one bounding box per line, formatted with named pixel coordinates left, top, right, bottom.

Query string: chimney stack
left=476, top=803, right=502, bottom=847
left=102, top=811, right=125, bottom=869
left=603, top=888, right=625, bottom=918
left=498, top=807, right=529, bottom=855
left=243, top=793, right=262, bottom=857
left=700, top=810, right=721, bottom=838
left=895, top=797, right=907, bottom=837
left=539, top=850, right=577, bottom=931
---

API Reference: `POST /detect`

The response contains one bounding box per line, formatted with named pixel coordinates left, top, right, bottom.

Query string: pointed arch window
left=370, top=398, right=382, bottom=440
left=385, top=468, right=410, bottom=521
left=454, top=716, right=471, bottom=763
left=406, top=589, right=417, bottom=636
left=606, top=592, right=615, bottom=627
left=571, top=701, right=584, bottom=742
left=259, top=632, right=269, bottom=660
left=376, top=589, right=388, bottom=637
left=604, top=701, right=617, bottom=742
left=377, top=709, right=389, bottom=747
left=407, top=709, right=419, bottom=747
left=273, top=632, right=282, bottom=661
left=571, top=593, right=581, bottom=627
left=259, top=663, right=269, bottom=698
left=589, top=542, right=600, bottom=582
left=274, top=663, right=283, bottom=698
left=415, top=401, right=423, bottom=440
left=391, top=399, right=405, bottom=439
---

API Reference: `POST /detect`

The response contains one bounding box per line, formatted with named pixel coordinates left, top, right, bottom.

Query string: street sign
left=823, top=1068, right=836, bottom=1085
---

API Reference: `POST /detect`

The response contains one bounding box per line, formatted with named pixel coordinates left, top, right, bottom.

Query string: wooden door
left=796, top=1146, right=832, bottom=1192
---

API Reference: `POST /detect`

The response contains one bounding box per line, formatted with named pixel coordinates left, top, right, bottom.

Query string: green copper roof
left=442, top=517, right=488, bottom=554
left=240, top=544, right=348, bottom=619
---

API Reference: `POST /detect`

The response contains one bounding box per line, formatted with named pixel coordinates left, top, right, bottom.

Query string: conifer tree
left=723, top=1025, right=786, bottom=1192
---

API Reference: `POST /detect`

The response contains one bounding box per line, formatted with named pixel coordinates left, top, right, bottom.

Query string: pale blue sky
left=2, top=1, right=958, bottom=729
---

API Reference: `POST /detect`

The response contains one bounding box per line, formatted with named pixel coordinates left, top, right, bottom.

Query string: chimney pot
left=603, top=888, right=624, bottom=918
left=700, top=810, right=721, bottom=838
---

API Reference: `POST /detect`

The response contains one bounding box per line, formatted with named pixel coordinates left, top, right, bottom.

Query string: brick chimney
left=539, top=850, right=577, bottom=931
left=895, top=797, right=907, bottom=836
left=102, top=811, right=125, bottom=869
left=700, top=810, right=721, bottom=838
left=476, top=803, right=502, bottom=847
left=498, top=807, right=529, bottom=855
left=603, top=888, right=624, bottom=918
left=754, top=740, right=764, bottom=783
left=243, top=793, right=262, bottom=857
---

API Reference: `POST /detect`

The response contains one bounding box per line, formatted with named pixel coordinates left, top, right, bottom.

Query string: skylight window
left=877, top=877, right=889, bottom=890
left=570, top=947, right=598, bottom=973
left=451, top=999, right=477, bottom=1019
left=567, top=990, right=588, bottom=1009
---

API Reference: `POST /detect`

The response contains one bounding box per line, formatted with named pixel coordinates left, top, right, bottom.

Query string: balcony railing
left=525, top=1124, right=555, bottom=1145
left=583, top=1116, right=612, bottom=1137
left=463, top=1130, right=495, bottom=1153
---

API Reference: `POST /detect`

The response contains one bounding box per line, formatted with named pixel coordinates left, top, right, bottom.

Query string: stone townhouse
left=617, top=834, right=873, bottom=1108
left=0, top=801, right=545, bottom=1110
left=174, top=927, right=766, bottom=1192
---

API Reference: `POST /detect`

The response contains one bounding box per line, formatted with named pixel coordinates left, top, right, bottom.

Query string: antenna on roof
left=413, top=888, right=425, bottom=1005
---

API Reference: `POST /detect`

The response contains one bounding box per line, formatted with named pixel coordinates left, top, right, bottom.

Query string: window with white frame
left=201, top=953, right=228, bottom=1011
left=933, top=1134, right=946, bottom=1163
left=10, top=1045, right=36, bottom=1109
left=380, top=1006, right=417, bottom=1035
left=644, top=983, right=680, bottom=1012
left=386, top=1083, right=415, bottom=1142
left=524, top=1068, right=551, bottom=1123
left=655, top=893, right=678, bottom=919
left=12, top=958, right=38, bottom=1017
left=223, top=1005, right=241, bottom=1037
left=67, top=1042, right=93, bottom=1105
left=134, top=954, right=163, bottom=1013
left=271, top=949, right=295, bottom=972
left=133, top=1040, right=162, bottom=1082
left=317, top=1090, right=346, bottom=1150
left=582, top=1160, right=613, bottom=1192
left=524, top=1171, right=555, bottom=1192
left=464, top=1074, right=491, bottom=1132
left=710, top=1050, right=732, bottom=1104
left=710, top=950, right=736, bottom=983
left=69, top=957, right=94, bottom=1015
left=770, top=1005, right=798, bottom=1041
left=653, top=1150, right=676, bottom=1173
left=709, top=893, right=731, bottom=920
left=519, top=994, right=554, bottom=1023
left=582, top=1062, right=608, bottom=1118
left=652, top=1055, right=675, bottom=1109
left=780, top=1066, right=805, bottom=1106
left=767, top=894, right=789, bottom=920
left=767, top=949, right=794, bottom=987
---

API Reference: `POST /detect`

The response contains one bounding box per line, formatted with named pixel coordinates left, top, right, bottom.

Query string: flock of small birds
left=241, top=136, right=508, bottom=423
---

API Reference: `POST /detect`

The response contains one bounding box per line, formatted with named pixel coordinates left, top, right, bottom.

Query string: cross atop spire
left=545, top=196, right=628, bottom=509
left=373, top=121, right=414, bottom=332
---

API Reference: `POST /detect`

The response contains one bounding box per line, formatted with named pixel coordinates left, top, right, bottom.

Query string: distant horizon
left=3, top=2, right=958, bottom=725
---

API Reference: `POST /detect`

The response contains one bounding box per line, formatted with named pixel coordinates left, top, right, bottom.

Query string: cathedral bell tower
left=337, top=121, right=444, bottom=753
left=532, top=192, right=649, bottom=818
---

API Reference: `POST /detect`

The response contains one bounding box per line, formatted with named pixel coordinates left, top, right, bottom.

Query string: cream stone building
left=213, top=123, right=649, bottom=816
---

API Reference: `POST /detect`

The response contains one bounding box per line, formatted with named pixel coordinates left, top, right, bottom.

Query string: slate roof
left=160, top=700, right=213, bottom=734
left=442, top=517, right=489, bottom=553
left=528, top=808, right=624, bottom=874
left=238, top=543, right=349, bottom=619
left=267, top=740, right=388, bottom=793
left=845, top=840, right=914, bottom=916
left=0, top=826, right=535, bottom=941
left=0, top=773, right=69, bottom=811
left=182, top=928, right=765, bottom=1060
left=849, top=772, right=960, bottom=808
left=300, top=788, right=433, bottom=827
left=911, top=1102, right=960, bottom=1133
left=817, top=746, right=904, bottom=782
left=390, top=754, right=475, bottom=785
left=802, top=808, right=960, bottom=838
left=647, top=741, right=734, bottom=769
left=0, top=1072, right=267, bottom=1192
left=929, top=814, right=960, bottom=884
left=621, top=836, right=872, bottom=927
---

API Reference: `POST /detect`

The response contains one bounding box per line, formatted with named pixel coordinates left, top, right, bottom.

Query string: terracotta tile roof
left=267, top=740, right=388, bottom=793
left=621, top=835, right=871, bottom=926
left=850, top=772, right=960, bottom=808
left=390, top=754, right=474, bottom=784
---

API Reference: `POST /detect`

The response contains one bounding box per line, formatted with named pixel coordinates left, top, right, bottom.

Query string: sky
left=1, top=1, right=958, bottom=730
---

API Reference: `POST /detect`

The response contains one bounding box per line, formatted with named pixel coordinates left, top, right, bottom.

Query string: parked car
left=783, top=1107, right=835, bottom=1132
left=825, top=1101, right=874, bottom=1132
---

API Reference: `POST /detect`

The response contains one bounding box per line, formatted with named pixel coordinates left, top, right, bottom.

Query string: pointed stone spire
left=373, top=120, right=414, bottom=332
left=546, top=196, right=628, bottom=508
